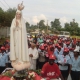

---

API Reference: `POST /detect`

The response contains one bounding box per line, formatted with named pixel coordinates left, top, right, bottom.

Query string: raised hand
left=16, top=20, right=19, bottom=27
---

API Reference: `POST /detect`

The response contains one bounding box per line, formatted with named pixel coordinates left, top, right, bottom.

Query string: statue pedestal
left=13, top=70, right=28, bottom=80
left=11, top=61, right=31, bottom=80
left=11, top=61, right=31, bottom=71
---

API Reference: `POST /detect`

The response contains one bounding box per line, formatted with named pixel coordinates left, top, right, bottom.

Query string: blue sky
left=0, top=0, right=80, bottom=27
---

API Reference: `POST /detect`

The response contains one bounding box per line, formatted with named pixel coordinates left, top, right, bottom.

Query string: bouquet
left=28, top=72, right=36, bottom=80
left=1, top=69, right=16, bottom=78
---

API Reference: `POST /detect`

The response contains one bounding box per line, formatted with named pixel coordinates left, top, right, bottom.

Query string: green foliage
left=26, top=22, right=30, bottom=28
left=0, top=7, right=16, bottom=27
left=0, top=37, right=9, bottom=45
left=51, top=19, right=62, bottom=31
left=29, top=69, right=41, bottom=75
left=38, top=20, right=46, bottom=30
left=0, top=7, right=80, bottom=36
left=64, top=19, right=80, bottom=36
left=2, top=71, right=13, bottom=77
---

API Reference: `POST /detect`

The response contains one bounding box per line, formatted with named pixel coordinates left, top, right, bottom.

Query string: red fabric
left=45, top=53, right=49, bottom=57
left=41, top=62, right=61, bottom=79
left=1, top=47, right=5, bottom=50
left=64, top=48, right=69, bottom=52
left=35, top=73, right=42, bottom=80
left=5, top=44, right=10, bottom=49
left=28, top=71, right=43, bottom=80
left=0, top=76, right=10, bottom=80
left=48, top=50, right=53, bottom=56
left=47, top=45, right=54, bottom=56
left=49, top=54, right=56, bottom=60
left=57, top=46, right=61, bottom=49
left=40, top=46, right=44, bottom=50
left=6, top=40, right=9, bottom=42
left=55, top=44, right=59, bottom=47
left=73, top=39, right=76, bottom=45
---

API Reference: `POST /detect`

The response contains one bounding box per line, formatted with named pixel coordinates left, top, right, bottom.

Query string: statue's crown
left=18, top=1, right=24, bottom=11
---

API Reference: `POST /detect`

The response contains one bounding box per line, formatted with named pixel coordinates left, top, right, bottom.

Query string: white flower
left=32, top=73, right=35, bottom=77
left=28, top=75, right=30, bottom=78
left=41, top=78, right=45, bottom=80
left=28, top=72, right=35, bottom=78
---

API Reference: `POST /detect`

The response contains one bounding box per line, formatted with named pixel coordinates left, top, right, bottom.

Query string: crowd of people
left=28, top=34, right=80, bottom=80
left=0, top=34, right=80, bottom=80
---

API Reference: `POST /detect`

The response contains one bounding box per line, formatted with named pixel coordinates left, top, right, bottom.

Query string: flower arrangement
left=29, top=69, right=41, bottom=75
left=28, top=72, right=36, bottom=80
left=1, top=69, right=16, bottom=78
left=2, top=71, right=13, bottom=78
left=0, top=68, right=45, bottom=80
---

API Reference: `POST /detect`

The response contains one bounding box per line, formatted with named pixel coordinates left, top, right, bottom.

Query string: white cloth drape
left=10, top=17, right=29, bottom=62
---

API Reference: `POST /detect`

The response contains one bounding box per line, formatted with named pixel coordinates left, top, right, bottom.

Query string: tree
left=64, top=19, right=80, bottom=35
left=38, top=20, right=45, bottom=29
left=0, top=7, right=5, bottom=27
left=5, top=8, right=16, bottom=27
left=64, top=23, right=71, bottom=31
left=51, top=19, right=62, bottom=31
left=0, top=7, right=16, bottom=27
left=26, top=22, right=30, bottom=27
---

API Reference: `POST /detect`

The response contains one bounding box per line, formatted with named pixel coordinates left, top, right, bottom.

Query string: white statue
left=10, top=2, right=30, bottom=71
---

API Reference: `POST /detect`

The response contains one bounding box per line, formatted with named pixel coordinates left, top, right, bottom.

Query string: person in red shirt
left=41, top=54, right=64, bottom=80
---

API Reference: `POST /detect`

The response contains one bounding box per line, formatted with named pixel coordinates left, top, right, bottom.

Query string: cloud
left=32, top=14, right=47, bottom=24
left=60, top=17, right=68, bottom=27
left=60, top=17, right=68, bottom=23
left=32, top=16, right=39, bottom=24
left=38, top=14, right=47, bottom=20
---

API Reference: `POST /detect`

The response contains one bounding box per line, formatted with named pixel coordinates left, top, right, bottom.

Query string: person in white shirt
left=0, top=47, right=8, bottom=74
left=69, top=48, right=80, bottom=80
left=69, top=48, right=74, bottom=58
left=57, top=48, right=70, bottom=80
left=54, top=45, right=63, bottom=63
left=28, top=42, right=38, bottom=70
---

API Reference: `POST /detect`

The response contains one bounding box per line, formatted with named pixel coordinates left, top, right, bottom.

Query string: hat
left=40, top=46, right=44, bottom=50
left=66, top=41, right=70, bottom=45
left=6, top=40, right=9, bottom=42
left=55, top=44, right=59, bottom=47
left=58, top=46, right=61, bottom=49
left=74, top=48, right=79, bottom=52
left=43, top=44, right=47, bottom=47
left=5, top=48, right=9, bottom=50
left=58, top=40, right=61, bottom=43
left=45, top=53, right=49, bottom=57
left=69, top=48, right=74, bottom=50
left=50, top=45, right=54, bottom=48
left=1, top=47, right=5, bottom=50
left=64, top=48, right=69, bottom=52
left=49, top=54, right=56, bottom=60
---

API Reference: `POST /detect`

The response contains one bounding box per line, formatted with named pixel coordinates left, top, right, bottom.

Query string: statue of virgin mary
left=10, top=2, right=30, bottom=71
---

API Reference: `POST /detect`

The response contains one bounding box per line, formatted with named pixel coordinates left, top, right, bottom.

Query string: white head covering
left=16, top=9, right=22, bottom=14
